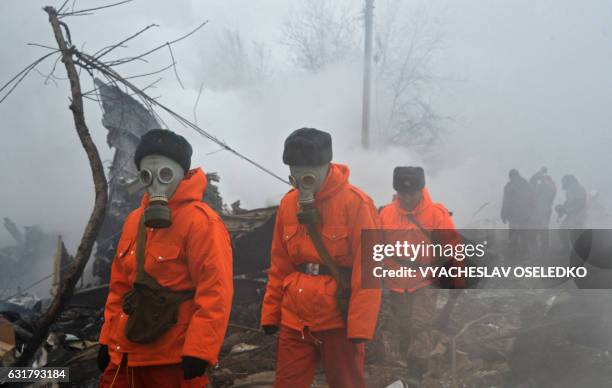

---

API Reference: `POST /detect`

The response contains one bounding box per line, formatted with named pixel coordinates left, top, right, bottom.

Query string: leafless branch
left=136, top=76, right=162, bottom=93
left=46, top=54, right=66, bottom=82
left=59, top=0, right=133, bottom=17
left=62, top=12, right=94, bottom=17
left=193, top=82, right=204, bottom=124
left=92, top=43, right=126, bottom=56
left=93, top=23, right=159, bottom=60
left=82, top=94, right=102, bottom=103
left=58, top=21, right=72, bottom=44
left=206, top=147, right=227, bottom=156
left=2, top=1, right=288, bottom=204
left=73, top=50, right=289, bottom=184
left=0, top=51, right=59, bottom=103
left=33, top=68, right=59, bottom=87
left=26, top=42, right=58, bottom=51
left=57, top=0, right=71, bottom=13
left=123, top=62, right=175, bottom=80
left=282, top=0, right=360, bottom=72
left=373, top=0, right=448, bottom=148
left=204, top=28, right=271, bottom=89
left=167, top=43, right=184, bottom=89
left=107, top=21, right=208, bottom=67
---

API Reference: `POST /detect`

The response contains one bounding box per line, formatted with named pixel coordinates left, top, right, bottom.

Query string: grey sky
left=1, top=0, right=611, bottom=255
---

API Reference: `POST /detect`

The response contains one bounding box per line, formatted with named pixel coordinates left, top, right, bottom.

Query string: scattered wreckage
left=2, top=83, right=612, bottom=387
left=0, top=202, right=276, bottom=387
left=5, top=283, right=612, bottom=387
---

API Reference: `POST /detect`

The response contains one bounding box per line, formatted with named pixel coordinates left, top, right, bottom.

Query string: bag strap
left=132, top=214, right=195, bottom=298
left=405, top=211, right=465, bottom=289
left=298, top=207, right=350, bottom=290
left=405, top=213, right=432, bottom=241
left=135, top=214, right=147, bottom=283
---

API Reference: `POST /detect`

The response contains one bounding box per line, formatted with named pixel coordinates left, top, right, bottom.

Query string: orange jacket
left=261, top=163, right=381, bottom=340
left=99, top=168, right=233, bottom=367
left=379, top=188, right=463, bottom=291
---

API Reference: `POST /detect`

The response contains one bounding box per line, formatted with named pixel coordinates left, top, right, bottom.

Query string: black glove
left=182, top=356, right=209, bottom=380
left=262, top=325, right=279, bottom=335
left=350, top=338, right=367, bottom=345
left=97, top=344, right=110, bottom=372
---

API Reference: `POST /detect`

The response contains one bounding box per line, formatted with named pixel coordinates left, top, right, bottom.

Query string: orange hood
left=141, top=167, right=208, bottom=209
left=315, top=163, right=350, bottom=202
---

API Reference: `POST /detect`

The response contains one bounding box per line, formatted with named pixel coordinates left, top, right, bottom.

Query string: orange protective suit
left=99, top=355, right=207, bottom=388
left=98, top=168, right=233, bottom=372
left=379, top=188, right=463, bottom=376
left=378, top=188, right=463, bottom=291
left=261, top=163, right=381, bottom=388
left=274, top=326, right=365, bottom=388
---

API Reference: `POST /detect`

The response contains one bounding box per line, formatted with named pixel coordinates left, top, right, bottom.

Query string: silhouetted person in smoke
left=556, top=174, right=587, bottom=229
left=501, top=169, right=534, bottom=259
left=530, top=167, right=557, bottom=252
left=587, top=190, right=612, bottom=228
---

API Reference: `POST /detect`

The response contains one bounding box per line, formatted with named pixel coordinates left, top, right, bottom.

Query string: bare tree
left=204, top=28, right=272, bottom=89
left=280, top=0, right=448, bottom=149
left=0, top=0, right=290, bottom=366
left=373, top=0, right=449, bottom=148
left=282, top=0, right=361, bottom=72
left=7, top=4, right=110, bottom=366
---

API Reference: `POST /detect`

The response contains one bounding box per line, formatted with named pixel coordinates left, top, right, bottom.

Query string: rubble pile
left=3, top=182, right=612, bottom=387
left=0, top=302, right=103, bottom=387
left=364, top=289, right=612, bottom=388
left=192, top=288, right=612, bottom=388
left=0, top=218, right=57, bottom=298
left=2, top=83, right=611, bottom=387
left=0, top=200, right=277, bottom=387
left=4, top=248, right=612, bottom=387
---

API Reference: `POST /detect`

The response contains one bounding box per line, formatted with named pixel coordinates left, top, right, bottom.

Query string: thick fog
left=1, top=0, right=611, bottom=293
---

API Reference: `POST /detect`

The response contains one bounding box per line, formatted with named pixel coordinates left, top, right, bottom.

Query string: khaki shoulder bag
left=121, top=216, right=195, bottom=344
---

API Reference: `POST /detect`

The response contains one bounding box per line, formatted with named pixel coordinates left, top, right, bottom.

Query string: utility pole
left=361, top=0, right=374, bottom=149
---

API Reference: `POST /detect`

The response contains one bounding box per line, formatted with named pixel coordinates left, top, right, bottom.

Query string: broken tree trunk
left=13, top=6, right=108, bottom=366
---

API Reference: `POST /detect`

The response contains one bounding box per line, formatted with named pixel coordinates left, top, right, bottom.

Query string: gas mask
left=289, top=164, right=329, bottom=207
left=138, top=155, right=185, bottom=228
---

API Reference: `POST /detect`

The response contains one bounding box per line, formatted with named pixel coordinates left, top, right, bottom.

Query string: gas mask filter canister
left=138, top=154, right=185, bottom=228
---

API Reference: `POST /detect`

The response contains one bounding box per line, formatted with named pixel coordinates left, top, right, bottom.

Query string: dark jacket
left=501, top=175, right=534, bottom=227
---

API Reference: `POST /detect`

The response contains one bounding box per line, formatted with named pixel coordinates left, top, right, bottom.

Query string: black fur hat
left=134, top=129, right=193, bottom=173
left=393, top=166, right=425, bottom=193
left=282, top=128, right=333, bottom=166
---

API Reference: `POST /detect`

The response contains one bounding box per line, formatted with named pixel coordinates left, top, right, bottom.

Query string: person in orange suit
left=97, top=129, right=233, bottom=388
left=260, top=128, right=381, bottom=388
left=379, top=166, right=463, bottom=380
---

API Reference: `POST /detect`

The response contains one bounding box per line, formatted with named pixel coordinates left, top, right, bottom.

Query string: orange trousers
left=274, top=325, right=365, bottom=388
left=98, top=355, right=208, bottom=388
